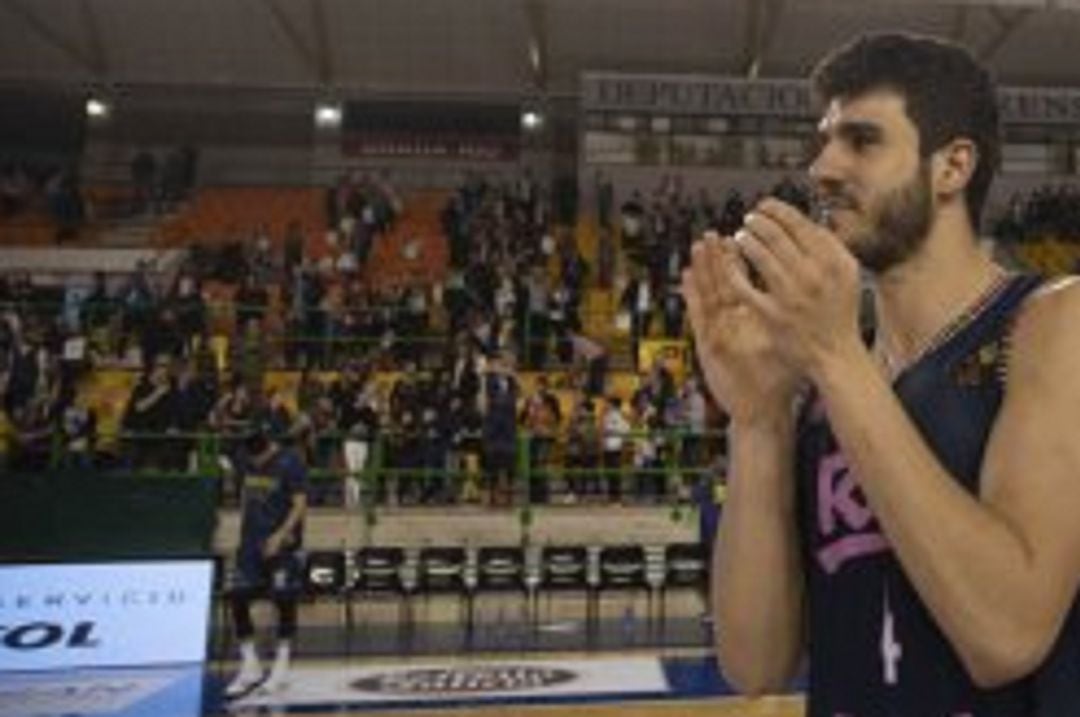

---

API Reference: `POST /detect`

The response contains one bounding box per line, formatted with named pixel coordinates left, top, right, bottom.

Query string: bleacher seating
left=156, top=186, right=326, bottom=250
left=1011, top=237, right=1080, bottom=276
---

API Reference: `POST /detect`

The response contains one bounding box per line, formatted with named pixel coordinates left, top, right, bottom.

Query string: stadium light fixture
left=314, top=102, right=342, bottom=129
left=85, top=96, right=111, bottom=119
left=521, top=110, right=544, bottom=131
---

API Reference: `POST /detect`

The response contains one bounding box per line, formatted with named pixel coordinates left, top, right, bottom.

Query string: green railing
left=1, top=296, right=685, bottom=370
left=7, top=426, right=723, bottom=542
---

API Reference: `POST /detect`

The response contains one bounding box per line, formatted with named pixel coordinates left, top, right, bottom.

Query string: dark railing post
left=517, top=430, right=533, bottom=544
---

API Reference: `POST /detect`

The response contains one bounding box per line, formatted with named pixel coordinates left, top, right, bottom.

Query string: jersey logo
left=952, top=338, right=1004, bottom=387
left=816, top=450, right=890, bottom=574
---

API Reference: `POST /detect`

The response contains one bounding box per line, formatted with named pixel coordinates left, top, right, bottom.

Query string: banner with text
left=0, top=561, right=213, bottom=672
left=232, top=657, right=669, bottom=710
left=582, top=72, right=1080, bottom=125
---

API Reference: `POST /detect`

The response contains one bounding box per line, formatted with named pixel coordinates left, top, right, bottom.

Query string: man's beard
left=848, top=162, right=934, bottom=274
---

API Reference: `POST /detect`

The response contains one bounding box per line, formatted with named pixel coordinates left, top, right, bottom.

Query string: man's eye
left=850, top=133, right=878, bottom=152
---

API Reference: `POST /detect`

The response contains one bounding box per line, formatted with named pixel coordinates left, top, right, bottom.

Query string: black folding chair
left=302, top=549, right=350, bottom=636
left=415, top=546, right=471, bottom=640
left=351, top=546, right=411, bottom=644
left=594, top=544, right=653, bottom=642
left=471, top=545, right=532, bottom=644
left=537, top=545, right=594, bottom=637
left=659, top=542, right=710, bottom=636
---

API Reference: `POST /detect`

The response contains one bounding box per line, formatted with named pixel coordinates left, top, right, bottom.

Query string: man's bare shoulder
left=1016, top=275, right=1080, bottom=328
left=1009, top=276, right=1080, bottom=377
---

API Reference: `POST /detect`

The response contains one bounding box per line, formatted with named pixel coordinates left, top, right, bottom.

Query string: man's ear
left=933, top=138, right=978, bottom=198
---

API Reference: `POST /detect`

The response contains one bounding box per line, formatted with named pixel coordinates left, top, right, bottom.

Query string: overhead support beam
left=742, top=0, right=786, bottom=79
left=79, top=0, right=109, bottom=77
left=978, top=7, right=1033, bottom=61
left=523, top=0, right=549, bottom=93
left=0, top=0, right=98, bottom=75
left=310, top=0, right=333, bottom=86
left=259, top=0, right=320, bottom=81
left=950, top=5, right=970, bottom=43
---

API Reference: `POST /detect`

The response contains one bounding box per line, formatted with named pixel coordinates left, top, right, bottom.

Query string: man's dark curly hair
left=810, top=33, right=1000, bottom=229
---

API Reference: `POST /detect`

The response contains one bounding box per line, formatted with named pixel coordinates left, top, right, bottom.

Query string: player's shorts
left=231, top=548, right=305, bottom=596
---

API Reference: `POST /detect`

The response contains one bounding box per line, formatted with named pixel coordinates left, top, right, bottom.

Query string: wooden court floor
left=267, top=696, right=805, bottom=717
left=216, top=652, right=806, bottom=717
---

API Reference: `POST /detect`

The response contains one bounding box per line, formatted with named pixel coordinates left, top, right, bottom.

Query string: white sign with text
left=0, top=561, right=213, bottom=671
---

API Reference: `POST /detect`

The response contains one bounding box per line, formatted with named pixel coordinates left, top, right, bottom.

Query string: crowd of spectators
left=128, top=146, right=199, bottom=216
left=1, top=169, right=740, bottom=510
left=0, top=161, right=84, bottom=239
left=10, top=167, right=1080, bottom=517
left=0, top=277, right=97, bottom=473
left=326, top=169, right=402, bottom=267
left=992, top=184, right=1080, bottom=243
left=439, top=169, right=594, bottom=369
left=609, top=172, right=811, bottom=360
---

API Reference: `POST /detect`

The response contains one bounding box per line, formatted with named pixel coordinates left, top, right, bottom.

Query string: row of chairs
left=216, top=543, right=709, bottom=648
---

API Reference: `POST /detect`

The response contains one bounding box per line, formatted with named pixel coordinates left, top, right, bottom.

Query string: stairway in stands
left=575, top=218, right=635, bottom=369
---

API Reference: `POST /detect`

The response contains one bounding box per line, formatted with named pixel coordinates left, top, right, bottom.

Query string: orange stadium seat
left=156, top=187, right=327, bottom=254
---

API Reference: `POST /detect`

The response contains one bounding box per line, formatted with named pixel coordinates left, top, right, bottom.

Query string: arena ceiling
left=1, top=0, right=1079, bottom=100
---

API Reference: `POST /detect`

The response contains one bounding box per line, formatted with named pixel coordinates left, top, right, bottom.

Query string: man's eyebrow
left=819, top=119, right=885, bottom=143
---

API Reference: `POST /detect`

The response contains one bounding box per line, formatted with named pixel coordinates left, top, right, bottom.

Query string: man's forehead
left=817, top=90, right=909, bottom=133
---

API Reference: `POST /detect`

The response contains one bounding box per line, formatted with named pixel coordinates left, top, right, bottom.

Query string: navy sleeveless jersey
left=795, top=274, right=1080, bottom=717
left=234, top=447, right=309, bottom=592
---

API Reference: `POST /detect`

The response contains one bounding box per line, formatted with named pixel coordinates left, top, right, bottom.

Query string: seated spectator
left=59, top=396, right=97, bottom=470
left=8, top=397, right=54, bottom=472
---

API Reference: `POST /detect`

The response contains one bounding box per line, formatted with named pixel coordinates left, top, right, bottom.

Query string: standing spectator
left=620, top=270, right=653, bottom=367
left=334, top=365, right=380, bottom=509
left=131, top=150, right=157, bottom=215
left=480, top=353, right=519, bottom=506
left=632, top=403, right=665, bottom=502
left=59, top=396, right=97, bottom=470
left=597, top=227, right=616, bottom=290
left=83, top=271, right=114, bottom=354
left=3, top=326, right=43, bottom=415
left=565, top=396, right=600, bottom=502
left=211, top=374, right=256, bottom=495
left=8, top=397, right=55, bottom=472
left=118, top=260, right=156, bottom=362
left=525, top=269, right=550, bottom=368
left=601, top=397, right=630, bottom=503
left=283, top=221, right=305, bottom=277
left=235, top=273, right=269, bottom=333
left=569, top=331, right=609, bottom=398
left=171, top=273, right=207, bottom=356
left=662, top=284, right=686, bottom=338
left=595, top=171, right=614, bottom=231
left=520, top=375, right=562, bottom=503
left=122, top=356, right=177, bottom=471
left=173, top=356, right=217, bottom=470
left=418, top=400, right=450, bottom=504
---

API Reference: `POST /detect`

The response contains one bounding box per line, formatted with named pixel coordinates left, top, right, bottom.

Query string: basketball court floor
left=0, top=653, right=804, bottom=717
left=216, top=653, right=807, bottom=716
left=0, top=509, right=807, bottom=716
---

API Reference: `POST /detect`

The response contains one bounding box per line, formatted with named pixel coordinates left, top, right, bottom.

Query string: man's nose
left=808, top=140, right=848, bottom=188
